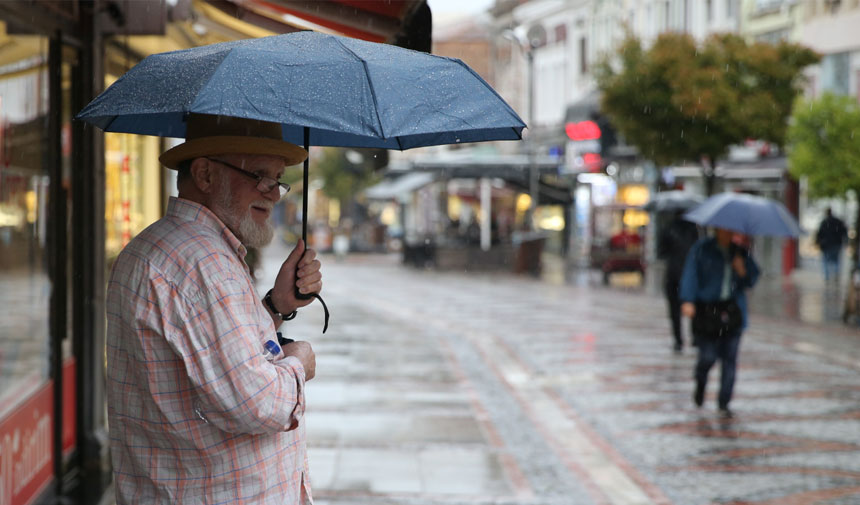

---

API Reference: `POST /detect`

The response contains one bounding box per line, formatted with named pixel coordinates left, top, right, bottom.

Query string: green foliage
left=595, top=32, right=819, bottom=168
left=787, top=92, right=860, bottom=197
left=316, top=147, right=381, bottom=207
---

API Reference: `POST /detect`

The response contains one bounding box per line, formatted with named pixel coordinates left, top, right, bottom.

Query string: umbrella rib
left=331, top=39, right=388, bottom=141
left=103, top=115, right=119, bottom=132
left=456, top=59, right=525, bottom=122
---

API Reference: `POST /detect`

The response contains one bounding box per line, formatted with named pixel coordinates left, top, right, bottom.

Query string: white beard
left=213, top=180, right=274, bottom=249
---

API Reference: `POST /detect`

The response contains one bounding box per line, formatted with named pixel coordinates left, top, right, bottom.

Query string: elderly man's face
left=208, top=154, right=285, bottom=248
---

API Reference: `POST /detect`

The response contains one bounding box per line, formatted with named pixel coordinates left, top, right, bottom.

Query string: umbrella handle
left=296, top=126, right=313, bottom=304
left=311, top=293, right=329, bottom=333
left=295, top=126, right=328, bottom=333
left=297, top=127, right=313, bottom=301
left=302, top=126, right=310, bottom=246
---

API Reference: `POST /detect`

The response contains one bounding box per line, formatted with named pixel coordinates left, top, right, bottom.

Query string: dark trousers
left=822, top=247, right=841, bottom=281
left=664, top=279, right=682, bottom=347
left=695, top=332, right=742, bottom=408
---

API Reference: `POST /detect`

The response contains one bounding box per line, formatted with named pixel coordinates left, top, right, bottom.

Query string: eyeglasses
left=206, top=157, right=291, bottom=199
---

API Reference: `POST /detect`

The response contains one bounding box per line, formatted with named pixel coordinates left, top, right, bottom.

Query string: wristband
left=264, top=289, right=297, bottom=321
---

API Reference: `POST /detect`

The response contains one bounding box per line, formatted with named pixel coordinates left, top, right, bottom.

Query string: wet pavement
left=254, top=244, right=860, bottom=505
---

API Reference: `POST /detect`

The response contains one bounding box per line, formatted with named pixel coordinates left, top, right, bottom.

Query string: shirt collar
left=167, top=197, right=247, bottom=259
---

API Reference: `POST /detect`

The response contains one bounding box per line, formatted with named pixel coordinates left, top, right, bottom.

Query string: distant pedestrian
left=680, top=227, right=760, bottom=418
left=657, top=212, right=700, bottom=352
left=815, top=208, right=848, bottom=282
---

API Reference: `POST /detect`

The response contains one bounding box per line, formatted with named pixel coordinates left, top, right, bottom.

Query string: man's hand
left=270, top=239, right=322, bottom=315
left=283, top=341, right=315, bottom=381
left=732, top=255, right=747, bottom=278
left=682, top=302, right=695, bottom=318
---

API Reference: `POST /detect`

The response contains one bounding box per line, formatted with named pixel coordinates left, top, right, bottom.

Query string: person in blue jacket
left=680, top=227, right=760, bottom=418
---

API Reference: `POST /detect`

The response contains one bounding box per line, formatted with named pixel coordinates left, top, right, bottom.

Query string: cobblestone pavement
left=258, top=246, right=860, bottom=505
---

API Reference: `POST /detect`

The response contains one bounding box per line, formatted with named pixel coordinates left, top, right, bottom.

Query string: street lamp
left=502, top=27, right=540, bottom=230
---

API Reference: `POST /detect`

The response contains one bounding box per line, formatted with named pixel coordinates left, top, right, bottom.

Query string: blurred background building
left=381, top=0, right=860, bottom=281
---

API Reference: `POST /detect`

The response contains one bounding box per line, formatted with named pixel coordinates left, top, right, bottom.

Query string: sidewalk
left=546, top=252, right=853, bottom=325
left=256, top=243, right=860, bottom=505
left=548, top=252, right=860, bottom=369
left=94, top=244, right=860, bottom=505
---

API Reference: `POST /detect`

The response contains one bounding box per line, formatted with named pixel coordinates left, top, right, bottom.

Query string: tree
left=316, top=147, right=381, bottom=224
left=787, top=92, right=860, bottom=255
left=595, top=32, right=818, bottom=195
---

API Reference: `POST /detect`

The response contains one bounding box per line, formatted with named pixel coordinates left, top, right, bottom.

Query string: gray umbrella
left=643, top=191, right=705, bottom=212
left=683, top=192, right=802, bottom=237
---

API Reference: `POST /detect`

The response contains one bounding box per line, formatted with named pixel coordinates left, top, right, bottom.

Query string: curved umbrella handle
left=295, top=126, right=329, bottom=333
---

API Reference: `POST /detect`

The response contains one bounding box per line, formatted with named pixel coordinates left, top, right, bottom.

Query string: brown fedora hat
left=159, top=114, right=307, bottom=170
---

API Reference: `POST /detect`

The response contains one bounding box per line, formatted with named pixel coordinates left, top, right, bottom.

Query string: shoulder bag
left=692, top=300, right=742, bottom=339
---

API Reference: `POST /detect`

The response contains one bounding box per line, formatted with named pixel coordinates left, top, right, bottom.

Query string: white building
left=491, top=0, right=741, bottom=156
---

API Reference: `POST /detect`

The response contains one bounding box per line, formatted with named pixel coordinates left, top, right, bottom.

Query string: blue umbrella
left=76, top=31, right=526, bottom=333
left=683, top=192, right=802, bottom=237
left=76, top=31, right=525, bottom=149
left=77, top=30, right=524, bottom=241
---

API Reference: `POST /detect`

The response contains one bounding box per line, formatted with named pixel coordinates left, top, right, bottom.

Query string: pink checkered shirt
left=106, top=197, right=311, bottom=504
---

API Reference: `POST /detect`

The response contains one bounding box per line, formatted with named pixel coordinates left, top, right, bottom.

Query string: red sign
left=583, top=153, right=603, bottom=172
left=565, top=120, right=601, bottom=141
left=0, top=359, right=76, bottom=505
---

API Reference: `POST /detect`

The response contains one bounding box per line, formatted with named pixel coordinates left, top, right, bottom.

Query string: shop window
left=105, top=130, right=162, bottom=262
left=0, top=35, right=51, bottom=411
left=821, top=52, right=851, bottom=96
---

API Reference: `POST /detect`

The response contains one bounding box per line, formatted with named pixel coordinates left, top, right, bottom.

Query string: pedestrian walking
left=657, top=211, right=700, bottom=352
left=815, top=207, right=848, bottom=282
left=680, top=227, right=760, bottom=418
left=105, top=114, right=322, bottom=504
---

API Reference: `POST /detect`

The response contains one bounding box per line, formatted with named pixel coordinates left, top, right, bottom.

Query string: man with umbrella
left=105, top=114, right=322, bottom=504
left=80, top=31, right=525, bottom=504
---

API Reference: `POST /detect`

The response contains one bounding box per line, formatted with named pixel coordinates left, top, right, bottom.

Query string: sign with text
left=0, top=360, right=76, bottom=505
left=564, top=120, right=603, bottom=174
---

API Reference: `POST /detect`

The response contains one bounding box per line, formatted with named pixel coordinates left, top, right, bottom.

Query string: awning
left=365, top=172, right=435, bottom=200
left=408, top=151, right=562, bottom=179
left=669, top=156, right=787, bottom=179
left=403, top=150, right=572, bottom=205
left=216, top=0, right=429, bottom=46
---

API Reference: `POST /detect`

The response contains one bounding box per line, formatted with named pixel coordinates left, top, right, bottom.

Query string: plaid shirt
left=106, top=197, right=311, bottom=504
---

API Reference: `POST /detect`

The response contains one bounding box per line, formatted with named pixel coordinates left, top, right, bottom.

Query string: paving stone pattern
left=258, top=248, right=860, bottom=505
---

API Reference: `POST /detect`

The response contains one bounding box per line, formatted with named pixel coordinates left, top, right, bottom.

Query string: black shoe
left=718, top=407, right=734, bottom=419
left=693, top=382, right=705, bottom=407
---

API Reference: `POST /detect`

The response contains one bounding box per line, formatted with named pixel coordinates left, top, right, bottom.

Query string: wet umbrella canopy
left=76, top=31, right=525, bottom=332
left=683, top=192, right=802, bottom=237
left=76, top=31, right=525, bottom=148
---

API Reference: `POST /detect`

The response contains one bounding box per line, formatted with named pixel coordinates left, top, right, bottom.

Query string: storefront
left=0, top=3, right=108, bottom=503
left=0, top=2, right=433, bottom=503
